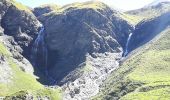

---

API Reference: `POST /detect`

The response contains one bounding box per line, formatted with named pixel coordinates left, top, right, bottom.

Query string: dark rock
left=0, top=0, right=41, bottom=59
left=129, top=12, right=170, bottom=51
left=39, top=2, right=133, bottom=85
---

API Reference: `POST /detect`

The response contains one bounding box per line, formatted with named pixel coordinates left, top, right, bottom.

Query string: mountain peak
left=146, top=0, right=170, bottom=7
left=61, top=0, right=109, bottom=11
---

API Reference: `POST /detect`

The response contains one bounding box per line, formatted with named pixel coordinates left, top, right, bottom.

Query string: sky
left=15, top=0, right=170, bottom=11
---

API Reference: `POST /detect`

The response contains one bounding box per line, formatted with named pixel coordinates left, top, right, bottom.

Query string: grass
left=44, top=1, right=108, bottom=15
left=34, top=88, right=62, bottom=100
left=93, top=27, right=170, bottom=99
left=118, top=13, right=144, bottom=25
left=121, top=87, right=170, bottom=100
left=0, top=42, right=62, bottom=99
left=11, top=0, right=31, bottom=12
left=2, top=58, right=43, bottom=96
left=127, top=50, right=170, bottom=83
left=0, top=43, right=11, bottom=56
left=62, top=1, right=107, bottom=10
left=39, top=4, right=61, bottom=11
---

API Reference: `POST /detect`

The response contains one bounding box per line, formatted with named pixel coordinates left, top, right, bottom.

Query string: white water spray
left=123, top=33, right=133, bottom=57
left=31, top=25, right=48, bottom=74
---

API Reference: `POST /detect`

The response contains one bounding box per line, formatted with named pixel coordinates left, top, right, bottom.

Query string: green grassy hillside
left=0, top=42, right=62, bottom=100
left=93, top=26, right=170, bottom=99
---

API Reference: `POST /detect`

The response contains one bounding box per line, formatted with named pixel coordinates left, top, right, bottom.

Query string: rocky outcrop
left=0, top=0, right=11, bottom=35
left=0, top=0, right=41, bottom=58
left=0, top=36, right=34, bottom=74
left=0, top=0, right=40, bottom=77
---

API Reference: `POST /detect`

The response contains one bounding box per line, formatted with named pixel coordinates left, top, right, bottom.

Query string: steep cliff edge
left=0, top=0, right=41, bottom=59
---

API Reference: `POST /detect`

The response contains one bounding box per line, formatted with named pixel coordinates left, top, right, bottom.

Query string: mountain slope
left=0, top=37, right=62, bottom=99
left=37, top=1, right=133, bottom=83
left=127, top=1, right=170, bottom=20
left=1, top=0, right=170, bottom=100
left=93, top=11, right=170, bottom=100
left=0, top=0, right=41, bottom=59
left=129, top=11, right=170, bottom=52
left=0, top=0, right=62, bottom=99
left=33, top=1, right=135, bottom=99
left=0, top=0, right=135, bottom=99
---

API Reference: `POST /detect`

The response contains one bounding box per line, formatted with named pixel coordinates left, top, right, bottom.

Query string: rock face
left=0, top=0, right=10, bottom=35
left=40, top=2, right=133, bottom=86
left=0, top=1, right=62, bottom=99
left=129, top=12, right=170, bottom=51
left=0, top=0, right=41, bottom=58
left=0, top=36, right=34, bottom=74
left=0, top=0, right=41, bottom=76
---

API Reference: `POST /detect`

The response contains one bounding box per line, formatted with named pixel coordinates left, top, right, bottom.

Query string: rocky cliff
left=129, top=11, right=170, bottom=52
left=42, top=1, right=133, bottom=84
left=0, top=0, right=61, bottom=99
left=32, top=2, right=135, bottom=99
left=0, top=0, right=41, bottom=58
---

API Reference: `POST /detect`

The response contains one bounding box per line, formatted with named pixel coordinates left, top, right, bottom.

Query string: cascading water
left=30, top=24, right=56, bottom=85
left=31, top=24, right=48, bottom=75
left=123, top=32, right=133, bottom=57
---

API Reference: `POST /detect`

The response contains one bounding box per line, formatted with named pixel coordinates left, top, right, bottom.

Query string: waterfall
left=31, top=25, right=48, bottom=75
left=30, top=25, right=56, bottom=85
left=123, top=33, right=133, bottom=57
